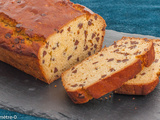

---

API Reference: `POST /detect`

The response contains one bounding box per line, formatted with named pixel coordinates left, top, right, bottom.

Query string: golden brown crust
left=0, top=47, right=48, bottom=83
left=114, top=77, right=159, bottom=95
left=0, top=24, right=44, bottom=57
left=64, top=59, right=142, bottom=104
left=0, top=0, right=84, bottom=38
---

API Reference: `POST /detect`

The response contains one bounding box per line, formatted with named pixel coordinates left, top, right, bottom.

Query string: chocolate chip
left=96, top=37, right=100, bottom=42
left=54, top=29, right=59, bottom=33
left=60, top=29, right=64, bottom=33
left=94, top=15, right=98, bottom=20
left=94, top=67, right=98, bottom=70
left=45, top=42, right=49, bottom=49
left=141, top=73, right=146, bottom=75
left=75, top=40, right=79, bottom=45
left=14, top=38, right=19, bottom=44
left=79, top=84, right=85, bottom=87
left=93, top=61, right=98, bottom=64
left=52, top=47, right=56, bottom=50
left=88, top=52, right=91, bottom=56
left=67, top=27, right=71, bottom=32
left=84, top=30, right=88, bottom=39
left=107, top=58, right=114, bottom=62
left=84, top=45, right=88, bottom=51
left=17, top=0, right=21, bottom=3
left=88, top=20, right=92, bottom=26
left=90, top=48, right=93, bottom=50
left=133, top=51, right=141, bottom=55
left=92, top=33, right=95, bottom=39
left=110, top=68, right=116, bottom=72
left=100, top=54, right=104, bottom=56
left=94, top=44, right=97, bottom=48
left=128, top=45, right=136, bottom=50
left=117, top=60, right=121, bottom=63
left=57, top=42, right=59, bottom=47
left=41, top=13, right=46, bottom=16
left=134, top=76, right=137, bottom=78
left=43, top=51, right=47, bottom=57
left=71, top=84, right=78, bottom=87
left=42, top=60, right=45, bottom=64
left=68, top=55, right=72, bottom=60
left=122, top=59, right=129, bottom=63
left=102, top=26, right=105, bottom=31
left=31, top=53, right=36, bottom=57
left=54, top=67, right=58, bottom=73
left=113, top=49, right=119, bottom=52
left=50, top=58, right=55, bottom=61
left=5, top=33, right=11, bottom=39
left=78, top=93, right=85, bottom=98
left=125, top=42, right=128, bottom=44
left=16, top=24, right=22, bottom=28
left=72, top=67, right=75, bottom=70
left=101, top=74, right=107, bottom=78
left=130, top=41, right=139, bottom=44
left=77, top=57, right=79, bottom=62
left=123, top=53, right=129, bottom=56
left=75, top=46, right=77, bottom=50
left=78, top=23, right=83, bottom=29
left=72, top=69, right=77, bottom=73
left=154, top=59, right=159, bottom=63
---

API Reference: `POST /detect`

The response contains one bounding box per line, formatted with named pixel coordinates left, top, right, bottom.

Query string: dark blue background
left=72, top=0, right=160, bottom=37
left=1, top=0, right=160, bottom=119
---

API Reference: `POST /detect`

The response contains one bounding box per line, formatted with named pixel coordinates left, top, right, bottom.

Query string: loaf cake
left=0, top=0, right=106, bottom=84
left=62, top=37, right=155, bottom=104
left=114, top=39, right=160, bottom=95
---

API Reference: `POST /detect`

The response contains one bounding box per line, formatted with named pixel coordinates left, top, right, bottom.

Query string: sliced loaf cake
left=0, top=0, right=106, bottom=84
left=62, top=37, right=155, bottom=104
left=114, top=39, right=160, bottom=95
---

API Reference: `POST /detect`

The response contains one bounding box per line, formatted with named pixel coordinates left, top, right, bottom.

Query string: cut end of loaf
left=39, top=14, right=106, bottom=83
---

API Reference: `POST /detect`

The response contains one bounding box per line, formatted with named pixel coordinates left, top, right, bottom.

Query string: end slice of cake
left=114, top=39, right=160, bottom=95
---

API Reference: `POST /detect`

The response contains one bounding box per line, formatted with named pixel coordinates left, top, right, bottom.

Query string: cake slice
left=114, top=39, right=160, bottom=95
left=62, top=37, right=155, bottom=104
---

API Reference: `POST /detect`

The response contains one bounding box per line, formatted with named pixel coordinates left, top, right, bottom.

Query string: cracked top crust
left=0, top=0, right=97, bottom=57
left=0, top=0, right=89, bottom=38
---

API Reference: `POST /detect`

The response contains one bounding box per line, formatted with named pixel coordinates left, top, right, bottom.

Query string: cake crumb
left=118, top=99, right=121, bottom=101
left=135, top=107, right=137, bottom=110
left=109, top=95, right=111, bottom=98
left=132, top=97, right=135, bottom=100
left=54, top=85, right=57, bottom=88
left=105, top=97, right=108, bottom=99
